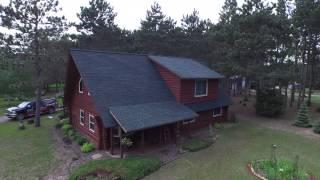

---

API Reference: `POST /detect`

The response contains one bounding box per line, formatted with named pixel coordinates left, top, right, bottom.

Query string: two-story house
left=64, top=49, right=231, bottom=155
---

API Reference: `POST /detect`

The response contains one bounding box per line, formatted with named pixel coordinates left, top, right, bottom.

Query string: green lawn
left=0, top=117, right=57, bottom=179
left=145, top=123, right=320, bottom=180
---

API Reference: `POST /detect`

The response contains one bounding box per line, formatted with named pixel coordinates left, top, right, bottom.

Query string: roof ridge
left=70, top=48, right=148, bottom=57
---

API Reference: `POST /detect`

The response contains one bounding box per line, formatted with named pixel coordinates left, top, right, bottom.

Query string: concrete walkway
left=0, top=116, right=9, bottom=123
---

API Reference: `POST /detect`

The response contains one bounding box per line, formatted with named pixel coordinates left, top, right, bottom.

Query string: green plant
left=293, top=102, right=312, bottom=128
left=252, top=159, right=309, bottom=180
left=316, top=106, right=320, bottom=113
left=81, top=142, right=95, bottom=153
left=61, top=124, right=72, bottom=135
left=67, top=129, right=75, bottom=139
left=213, top=123, right=224, bottom=129
left=75, top=134, right=88, bottom=145
left=313, top=121, right=320, bottom=134
left=68, top=156, right=161, bottom=180
left=120, top=137, right=133, bottom=147
left=256, top=89, right=285, bottom=117
left=182, top=138, right=212, bottom=152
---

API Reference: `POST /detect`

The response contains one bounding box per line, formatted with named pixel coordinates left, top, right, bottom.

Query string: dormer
left=150, top=55, right=224, bottom=104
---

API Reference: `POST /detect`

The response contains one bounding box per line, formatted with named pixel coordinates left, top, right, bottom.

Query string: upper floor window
left=194, top=79, right=208, bottom=97
left=79, top=109, right=85, bottom=125
left=213, top=107, right=222, bottom=117
left=89, top=114, right=95, bottom=133
left=79, top=78, right=83, bottom=93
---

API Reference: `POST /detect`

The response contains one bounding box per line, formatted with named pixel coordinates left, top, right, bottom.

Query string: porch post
left=109, top=128, right=114, bottom=155
left=119, top=127, right=123, bottom=159
left=176, top=122, right=182, bottom=153
left=141, top=131, right=145, bottom=154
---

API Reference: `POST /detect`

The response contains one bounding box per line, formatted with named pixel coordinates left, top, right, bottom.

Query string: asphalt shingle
left=109, top=101, right=198, bottom=133
left=70, top=49, right=176, bottom=127
left=149, top=55, right=224, bottom=79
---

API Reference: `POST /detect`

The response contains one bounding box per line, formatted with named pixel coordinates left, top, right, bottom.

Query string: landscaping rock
left=91, top=153, right=103, bottom=160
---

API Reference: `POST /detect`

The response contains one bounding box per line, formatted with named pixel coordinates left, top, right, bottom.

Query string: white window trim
left=79, top=109, right=85, bottom=126
left=213, top=107, right=222, bottom=117
left=79, top=78, right=83, bottom=94
left=88, top=114, right=95, bottom=133
left=183, top=118, right=196, bottom=125
left=194, top=79, right=208, bottom=97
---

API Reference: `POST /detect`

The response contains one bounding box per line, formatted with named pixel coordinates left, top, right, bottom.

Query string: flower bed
left=248, top=159, right=316, bottom=180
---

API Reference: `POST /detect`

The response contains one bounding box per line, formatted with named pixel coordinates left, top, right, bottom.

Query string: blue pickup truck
left=5, top=98, right=57, bottom=120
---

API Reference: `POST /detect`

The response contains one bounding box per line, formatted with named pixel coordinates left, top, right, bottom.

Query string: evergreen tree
left=293, top=102, right=312, bottom=128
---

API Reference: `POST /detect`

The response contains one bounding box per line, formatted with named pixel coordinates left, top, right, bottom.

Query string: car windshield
left=18, top=102, right=30, bottom=108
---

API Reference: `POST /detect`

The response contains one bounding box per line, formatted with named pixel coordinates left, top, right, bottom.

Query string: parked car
left=5, top=98, right=57, bottom=120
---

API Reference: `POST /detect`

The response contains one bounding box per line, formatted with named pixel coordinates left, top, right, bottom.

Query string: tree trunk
left=34, top=7, right=41, bottom=127
left=290, top=41, right=299, bottom=107
left=307, top=35, right=317, bottom=106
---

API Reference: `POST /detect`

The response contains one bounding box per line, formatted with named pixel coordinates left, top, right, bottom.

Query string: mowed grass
left=145, top=123, right=320, bottom=180
left=0, top=117, right=56, bottom=180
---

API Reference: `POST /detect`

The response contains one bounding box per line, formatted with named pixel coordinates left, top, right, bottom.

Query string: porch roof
left=109, top=101, right=198, bottom=133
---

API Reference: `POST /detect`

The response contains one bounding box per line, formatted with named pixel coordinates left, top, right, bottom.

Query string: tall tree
left=0, top=0, right=66, bottom=127
left=134, top=2, right=177, bottom=54
left=75, top=0, right=132, bottom=51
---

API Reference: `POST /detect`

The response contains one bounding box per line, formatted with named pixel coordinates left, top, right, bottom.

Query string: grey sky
left=1, top=0, right=276, bottom=31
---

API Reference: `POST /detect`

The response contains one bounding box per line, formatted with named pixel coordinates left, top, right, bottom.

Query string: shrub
left=67, top=129, right=75, bottom=139
left=313, top=121, right=320, bottom=134
left=120, top=137, right=133, bottom=147
left=293, top=102, right=312, bottom=128
left=182, top=138, right=212, bottom=152
left=256, top=89, right=285, bottom=117
left=75, top=134, right=88, bottom=146
left=81, top=142, right=95, bottom=153
left=316, top=106, right=320, bottom=113
left=68, top=156, right=161, bottom=180
left=61, top=124, right=72, bottom=135
left=213, top=123, right=224, bottom=129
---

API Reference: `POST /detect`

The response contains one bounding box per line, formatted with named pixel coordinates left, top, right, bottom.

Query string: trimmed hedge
left=69, top=156, right=161, bottom=180
left=182, top=138, right=213, bottom=152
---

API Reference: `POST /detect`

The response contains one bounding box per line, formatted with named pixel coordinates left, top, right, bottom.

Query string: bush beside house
left=55, top=119, right=94, bottom=153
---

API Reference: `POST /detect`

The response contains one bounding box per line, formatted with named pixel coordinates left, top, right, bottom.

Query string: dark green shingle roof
left=187, top=89, right=232, bottom=112
left=149, top=55, right=224, bottom=79
left=110, top=101, right=198, bottom=132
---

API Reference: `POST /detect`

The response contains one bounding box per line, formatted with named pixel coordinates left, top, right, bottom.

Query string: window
left=183, top=118, right=196, bottom=125
left=79, top=109, right=85, bottom=125
left=213, top=107, right=222, bottom=117
left=194, top=79, right=208, bottom=97
left=79, top=78, right=83, bottom=93
left=89, top=114, right=95, bottom=132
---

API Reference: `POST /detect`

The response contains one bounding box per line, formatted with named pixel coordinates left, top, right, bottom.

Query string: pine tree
left=293, top=102, right=312, bottom=128
left=313, top=121, right=320, bottom=134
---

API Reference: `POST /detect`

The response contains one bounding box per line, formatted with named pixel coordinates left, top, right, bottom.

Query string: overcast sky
left=1, top=0, right=276, bottom=31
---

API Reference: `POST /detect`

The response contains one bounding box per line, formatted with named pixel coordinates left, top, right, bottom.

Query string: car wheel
left=48, top=107, right=55, bottom=114
left=17, top=113, right=24, bottom=121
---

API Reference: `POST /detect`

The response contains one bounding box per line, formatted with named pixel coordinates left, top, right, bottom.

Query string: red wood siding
left=180, top=79, right=219, bottom=104
left=181, top=107, right=228, bottom=132
left=154, top=63, right=181, bottom=101
left=153, top=62, right=219, bottom=104
left=66, top=59, right=105, bottom=149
